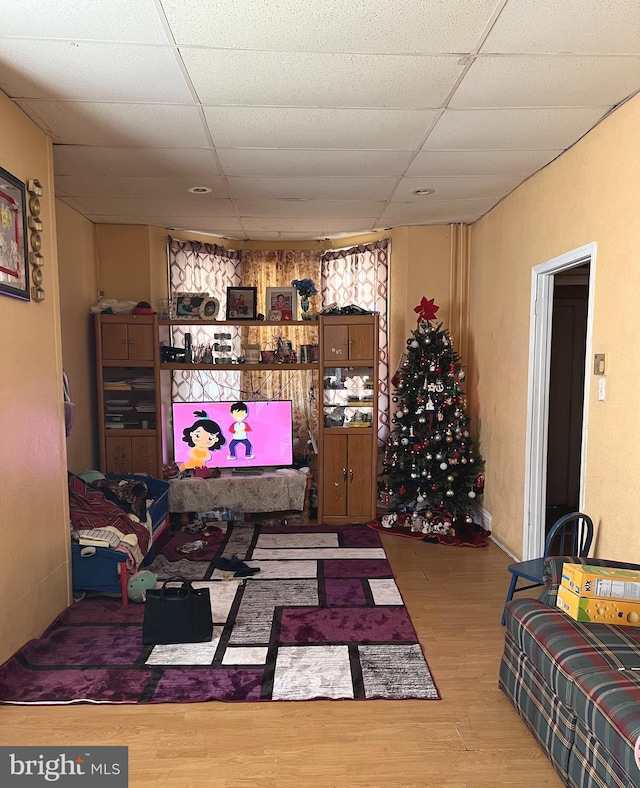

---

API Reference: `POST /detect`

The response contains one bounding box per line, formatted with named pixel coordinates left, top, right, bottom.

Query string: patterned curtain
left=168, top=237, right=243, bottom=407
left=321, top=239, right=390, bottom=445
left=240, top=249, right=322, bottom=460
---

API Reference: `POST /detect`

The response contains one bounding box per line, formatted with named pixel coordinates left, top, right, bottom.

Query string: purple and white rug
left=0, top=525, right=440, bottom=704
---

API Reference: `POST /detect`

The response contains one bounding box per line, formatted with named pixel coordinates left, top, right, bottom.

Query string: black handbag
left=142, top=576, right=213, bottom=645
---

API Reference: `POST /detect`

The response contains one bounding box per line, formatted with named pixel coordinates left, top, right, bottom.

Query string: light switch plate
left=594, top=354, right=606, bottom=375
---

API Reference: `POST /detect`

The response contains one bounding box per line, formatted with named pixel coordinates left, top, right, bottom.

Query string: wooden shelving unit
left=96, top=313, right=379, bottom=513
left=318, top=314, right=379, bottom=524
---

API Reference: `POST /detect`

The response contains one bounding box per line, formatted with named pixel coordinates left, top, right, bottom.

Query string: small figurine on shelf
left=291, top=278, right=318, bottom=319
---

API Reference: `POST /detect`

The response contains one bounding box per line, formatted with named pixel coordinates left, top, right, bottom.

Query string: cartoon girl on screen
left=179, top=410, right=226, bottom=469
left=228, top=401, right=254, bottom=459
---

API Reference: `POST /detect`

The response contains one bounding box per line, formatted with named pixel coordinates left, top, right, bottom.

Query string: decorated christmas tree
left=380, top=297, right=485, bottom=535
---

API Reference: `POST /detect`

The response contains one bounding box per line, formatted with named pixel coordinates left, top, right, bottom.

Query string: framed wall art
left=0, top=165, right=29, bottom=301
left=266, top=286, right=297, bottom=321
left=226, top=286, right=257, bottom=320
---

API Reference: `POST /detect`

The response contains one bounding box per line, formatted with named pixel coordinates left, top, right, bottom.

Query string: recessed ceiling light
left=187, top=186, right=212, bottom=194
left=410, top=187, right=436, bottom=196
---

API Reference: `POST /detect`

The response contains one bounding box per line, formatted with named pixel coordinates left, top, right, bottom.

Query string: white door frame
left=522, top=242, right=597, bottom=560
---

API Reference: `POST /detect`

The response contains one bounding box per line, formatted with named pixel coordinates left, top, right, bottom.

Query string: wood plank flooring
left=0, top=533, right=562, bottom=787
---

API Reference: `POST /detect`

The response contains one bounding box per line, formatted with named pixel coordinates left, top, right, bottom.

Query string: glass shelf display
left=323, top=366, right=375, bottom=428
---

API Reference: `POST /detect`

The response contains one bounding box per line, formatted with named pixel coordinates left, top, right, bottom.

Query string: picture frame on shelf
left=199, top=296, right=220, bottom=320
left=175, top=292, right=207, bottom=318
left=226, top=286, right=257, bottom=320
left=0, top=165, right=29, bottom=301
left=266, top=286, right=297, bottom=321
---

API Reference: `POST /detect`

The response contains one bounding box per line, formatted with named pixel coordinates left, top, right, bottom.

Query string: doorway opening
left=523, top=243, right=596, bottom=561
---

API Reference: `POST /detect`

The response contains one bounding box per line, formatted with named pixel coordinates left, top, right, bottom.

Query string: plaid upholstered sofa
left=500, top=556, right=640, bottom=788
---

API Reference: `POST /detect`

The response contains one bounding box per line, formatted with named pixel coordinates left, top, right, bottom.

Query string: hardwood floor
left=0, top=534, right=561, bottom=787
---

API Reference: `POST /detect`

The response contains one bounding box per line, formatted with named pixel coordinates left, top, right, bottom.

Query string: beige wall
left=0, top=92, right=70, bottom=663
left=56, top=200, right=99, bottom=473
left=96, top=224, right=153, bottom=303
left=470, top=93, right=640, bottom=561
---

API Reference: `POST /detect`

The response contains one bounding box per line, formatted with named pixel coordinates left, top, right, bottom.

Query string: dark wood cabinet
left=318, top=315, right=378, bottom=523
left=101, top=320, right=155, bottom=361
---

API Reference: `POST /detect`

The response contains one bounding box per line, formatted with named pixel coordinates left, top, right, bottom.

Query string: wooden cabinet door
left=322, top=434, right=348, bottom=517
left=105, top=436, right=133, bottom=474
left=323, top=324, right=349, bottom=363
left=128, top=324, right=155, bottom=361
left=347, top=433, right=374, bottom=518
left=102, top=323, right=129, bottom=360
left=131, top=436, right=158, bottom=475
left=349, top=324, right=374, bottom=361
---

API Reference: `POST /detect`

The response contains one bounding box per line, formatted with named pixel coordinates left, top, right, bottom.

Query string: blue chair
left=501, top=511, right=594, bottom=625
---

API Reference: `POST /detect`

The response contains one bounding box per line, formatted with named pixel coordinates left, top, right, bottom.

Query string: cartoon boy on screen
left=179, top=410, right=226, bottom=469
left=227, top=401, right=254, bottom=459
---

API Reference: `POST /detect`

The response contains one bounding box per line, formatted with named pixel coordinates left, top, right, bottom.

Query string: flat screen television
left=172, top=400, right=294, bottom=471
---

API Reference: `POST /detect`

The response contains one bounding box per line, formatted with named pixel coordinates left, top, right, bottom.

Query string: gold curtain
left=240, top=250, right=322, bottom=462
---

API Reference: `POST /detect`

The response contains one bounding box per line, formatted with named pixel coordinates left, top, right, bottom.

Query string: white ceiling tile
left=204, top=107, right=438, bottom=149
left=6, top=0, right=640, bottom=240
left=55, top=176, right=229, bottom=199
left=182, top=49, right=462, bottom=108
left=405, top=149, right=562, bottom=177
left=217, top=149, right=412, bottom=177
left=483, top=0, right=640, bottom=55
left=241, top=217, right=375, bottom=235
left=394, top=175, right=523, bottom=201
left=0, top=0, right=168, bottom=43
left=237, top=231, right=322, bottom=240
left=451, top=55, right=640, bottom=108
left=0, top=41, right=193, bottom=103
left=227, top=177, right=396, bottom=201
left=162, top=0, right=498, bottom=53
left=235, top=200, right=384, bottom=218
left=53, top=146, right=220, bottom=177
left=379, top=198, right=499, bottom=222
left=373, top=216, right=481, bottom=228
left=85, top=214, right=245, bottom=236
left=69, top=195, right=236, bottom=217
left=423, top=107, right=609, bottom=150
left=16, top=101, right=211, bottom=147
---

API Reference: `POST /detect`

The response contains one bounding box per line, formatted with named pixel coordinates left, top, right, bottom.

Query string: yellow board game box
left=561, top=563, right=640, bottom=601
left=557, top=584, right=640, bottom=626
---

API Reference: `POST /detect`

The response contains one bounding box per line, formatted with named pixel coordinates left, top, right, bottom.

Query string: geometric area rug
left=0, top=524, right=440, bottom=704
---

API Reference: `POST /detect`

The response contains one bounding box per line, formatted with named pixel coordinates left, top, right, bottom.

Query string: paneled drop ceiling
left=1, top=0, right=639, bottom=241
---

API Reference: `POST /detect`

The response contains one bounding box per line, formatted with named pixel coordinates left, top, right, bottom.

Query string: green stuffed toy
left=127, top=570, right=157, bottom=603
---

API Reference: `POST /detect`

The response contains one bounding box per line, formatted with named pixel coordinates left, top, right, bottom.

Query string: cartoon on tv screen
left=172, top=400, right=294, bottom=470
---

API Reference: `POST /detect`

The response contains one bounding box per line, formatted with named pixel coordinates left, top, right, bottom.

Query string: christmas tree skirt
left=368, top=519, right=490, bottom=548
left=366, top=521, right=426, bottom=540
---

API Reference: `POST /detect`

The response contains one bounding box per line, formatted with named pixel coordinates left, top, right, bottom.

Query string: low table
left=168, top=469, right=309, bottom=514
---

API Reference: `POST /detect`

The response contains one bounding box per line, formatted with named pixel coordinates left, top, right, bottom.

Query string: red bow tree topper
left=414, top=297, right=440, bottom=323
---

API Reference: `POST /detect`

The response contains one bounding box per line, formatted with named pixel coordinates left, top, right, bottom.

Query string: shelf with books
left=96, top=314, right=162, bottom=477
